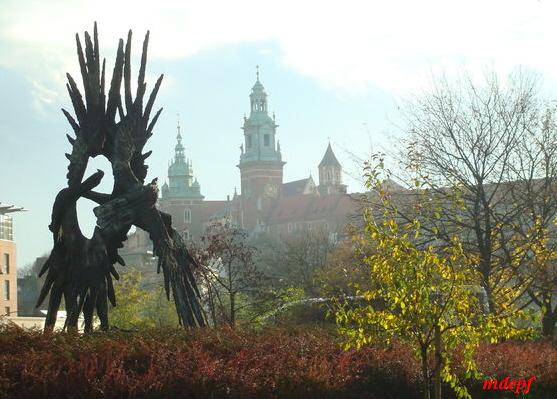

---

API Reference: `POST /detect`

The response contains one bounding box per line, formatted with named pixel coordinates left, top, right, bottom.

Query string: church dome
left=168, top=160, right=189, bottom=177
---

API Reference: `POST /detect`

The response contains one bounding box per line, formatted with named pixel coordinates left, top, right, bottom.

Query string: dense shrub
left=0, top=324, right=555, bottom=398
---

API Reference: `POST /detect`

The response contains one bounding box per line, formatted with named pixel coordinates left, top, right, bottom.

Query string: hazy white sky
left=2, top=0, right=557, bottom=267
left=2, top=0, right=557, bottom=97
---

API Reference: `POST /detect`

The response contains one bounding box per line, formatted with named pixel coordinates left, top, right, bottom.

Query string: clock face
left=264, top=182, right=278, bottom=198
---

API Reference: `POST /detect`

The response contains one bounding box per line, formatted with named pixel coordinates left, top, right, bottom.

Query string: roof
left=319, top=143, right=341, bottom=168
left=266, top=193, right=358, bottom=224
left=282, top=178, right=314, bottom=197
left=0, top=203, right=26, bottom=215
left=251, top=79, right=266, bottom=94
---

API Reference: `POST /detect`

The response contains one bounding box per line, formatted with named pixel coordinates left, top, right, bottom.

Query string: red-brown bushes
left=0, top=324, right=555, bottom=398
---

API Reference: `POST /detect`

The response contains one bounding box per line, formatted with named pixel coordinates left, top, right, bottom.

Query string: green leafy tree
left=335, top=158, right=530, bottom=399
left=110, top=269, right=153, bottom=330
left=143, top=286, right=180, bottom=328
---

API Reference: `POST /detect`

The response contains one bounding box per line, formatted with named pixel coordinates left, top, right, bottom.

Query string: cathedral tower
left=161, top=121, right=204, bottom=200
left=318, top=143, right=347, bottom=195
left=238, top=67, right=285, bottom=203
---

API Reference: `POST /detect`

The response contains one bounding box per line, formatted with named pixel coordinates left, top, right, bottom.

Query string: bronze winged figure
left=37, top=23, right=206, bottom=332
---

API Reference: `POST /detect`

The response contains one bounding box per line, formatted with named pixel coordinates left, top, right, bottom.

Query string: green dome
left=169, top=160, right=190, bottom=176
left=162, top=123, right=204, bottom=200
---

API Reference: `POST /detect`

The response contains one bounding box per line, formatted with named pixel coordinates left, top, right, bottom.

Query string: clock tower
left=238, top=67, right=285, bottom=227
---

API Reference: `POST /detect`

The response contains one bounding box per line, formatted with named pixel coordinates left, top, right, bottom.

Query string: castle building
left=120, top=70, right=358, bottom=269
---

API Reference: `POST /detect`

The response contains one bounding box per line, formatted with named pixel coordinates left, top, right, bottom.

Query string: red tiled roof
left=266, top=193, right=358, bottom=224
left=282, top=178, right=310, bottom=197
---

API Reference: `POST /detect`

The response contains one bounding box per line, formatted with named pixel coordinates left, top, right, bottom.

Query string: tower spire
left=164, top=114, right=204, bottom=200
left=174, top=115, right=185, bottom=163
left=177, top=114, right=182, bottom=142
left=249, top=66, right=267, bottom=114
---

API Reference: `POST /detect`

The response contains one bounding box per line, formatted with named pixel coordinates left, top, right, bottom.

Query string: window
left=182, top=230, right=190, bottom=241
left=0, top=215, right=13, bottom=241
left=184, top=208, right=192, bottom=223
left=4, top=280, right=9, bottom=301
left=287, top=223, right=293, bottom=233
left=3, top=254, right=9, bottom=274
left=264, top=134, right=270, bottom=146
left=4, top=307, right=9, bottom=316
left=246, top=135, right=252, bottom=148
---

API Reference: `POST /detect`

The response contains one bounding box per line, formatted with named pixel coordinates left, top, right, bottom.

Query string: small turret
left=163, top=119, right=204, bottom=200
left=318, top=142, right=346, bottom=195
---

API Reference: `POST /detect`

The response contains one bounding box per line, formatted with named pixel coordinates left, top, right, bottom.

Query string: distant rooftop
left=318, top=143, right=341, bottom=168
left=0, top=203, right=26, bottom=215
left=282, top=178, right=312, bottom=197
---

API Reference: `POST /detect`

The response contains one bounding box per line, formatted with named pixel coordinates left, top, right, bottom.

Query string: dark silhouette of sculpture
left=36, top=23, right=205, bottom=332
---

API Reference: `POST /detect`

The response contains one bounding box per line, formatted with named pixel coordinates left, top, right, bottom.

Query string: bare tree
left=255, top=228, right=333, bottom=297
left=385, top=71, right=542, bottom=314
left=504, top=105, right=557, bottom=336
left=191, top=222, right=261, bottom=327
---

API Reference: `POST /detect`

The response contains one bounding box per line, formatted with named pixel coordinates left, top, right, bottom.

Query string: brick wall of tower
left=239, top=161, right=284, bottom=199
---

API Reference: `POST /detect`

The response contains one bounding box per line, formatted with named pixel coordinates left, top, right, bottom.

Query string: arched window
left=182, top=230, right=190, bottom=241
left=184, top=208, right=192, bottom=223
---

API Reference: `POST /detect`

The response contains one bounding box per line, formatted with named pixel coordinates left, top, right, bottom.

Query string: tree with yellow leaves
left=335, top=156, right=530, bottom=399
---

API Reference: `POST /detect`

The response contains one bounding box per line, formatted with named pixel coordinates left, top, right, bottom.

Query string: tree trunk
left=208, top=285, right=217, bottom=326
left=541, top=309, right=556, bottom=337
left=421, top=344, right=431, bottom=399
left=479, top=256, right=495, bottom=314
left=433, top=325, right=442, bottom=399
left=230, top=292, right=236, bottom=328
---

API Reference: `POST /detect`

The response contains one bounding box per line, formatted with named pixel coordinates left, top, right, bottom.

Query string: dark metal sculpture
left=36, top=23, right=205, bottom=332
